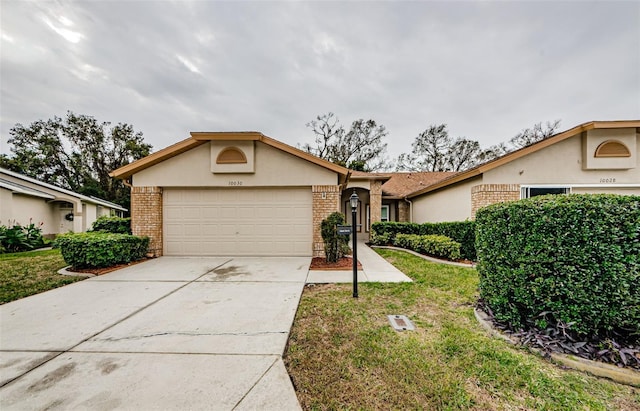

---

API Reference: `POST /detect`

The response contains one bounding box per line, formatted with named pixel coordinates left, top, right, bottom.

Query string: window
left=381, top=205, right=390, bottom=222
left=366, top=204, right=370, bottom=232
left=521, top=186, right=570, bottom=199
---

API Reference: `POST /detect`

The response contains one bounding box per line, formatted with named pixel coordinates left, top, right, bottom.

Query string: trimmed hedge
left=393, top=233, right=461, bottom=261
left=90, top=216, right=132, bottom=234
left=476, top=194, right=640, bottom=339
left=54, top=232, right=149, bottom=269
left=371, top=220, right=476, bottom=260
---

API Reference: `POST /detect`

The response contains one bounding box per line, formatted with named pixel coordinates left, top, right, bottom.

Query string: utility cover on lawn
left=387, top=315, right=415, bottom=331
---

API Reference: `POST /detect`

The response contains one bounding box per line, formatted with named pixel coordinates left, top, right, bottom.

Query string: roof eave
left=110, top=138, right=206, bottom=179
left=111, top=131, right=350, bottom=179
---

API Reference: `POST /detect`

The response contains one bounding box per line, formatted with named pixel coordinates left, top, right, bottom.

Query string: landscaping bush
left=320, top=212, right=351, bottom=263
left=0, top=220, right=45, bottom=253
left=393, top=233, right=461, bottom=260
left=370, top=222, right=420, bottom=245
left=54, top=232, right=149, bottom=269
left=475, top=194, right=640, bottom=340
left=419, top=221, right=476, bottom=261
left=90, top=216, right=132, bottom=234
left=371, top=220, right=475, bottom=260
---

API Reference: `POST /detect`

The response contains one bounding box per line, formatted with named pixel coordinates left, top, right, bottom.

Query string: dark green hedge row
left=90, top=216, right=132, bottom=234
left=371, top=221, right=476, bottom=260
left=54, top=232, right=148, bottom=269
left=476, top=194, right=640, bottom=339
left=393, top=233, right=461, bottom=260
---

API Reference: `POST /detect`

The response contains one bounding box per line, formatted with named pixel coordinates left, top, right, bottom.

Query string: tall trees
left=396, top=124, right=484, bottom=172
left=395, top=120, right=561, bottom=172
left=301, top=112, right=390, bottom=171
left=508, top=120, right=561, bottom=149
left=1, top=111, right=152, bottom=209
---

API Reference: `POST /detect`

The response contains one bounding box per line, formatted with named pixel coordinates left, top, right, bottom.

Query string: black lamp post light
left=350, top=189, right=359, bottom=298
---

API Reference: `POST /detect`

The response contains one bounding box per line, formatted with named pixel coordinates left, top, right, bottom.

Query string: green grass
left=285, top=249, right=639, bottom=410
left=0, top=249, right=86, bottom=304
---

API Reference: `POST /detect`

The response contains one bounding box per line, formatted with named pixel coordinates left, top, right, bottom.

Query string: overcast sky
left=1, top=0, right=639, bottom=163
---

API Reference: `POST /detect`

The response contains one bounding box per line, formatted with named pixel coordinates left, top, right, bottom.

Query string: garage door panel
left=163, top=188, right=312, bottom=256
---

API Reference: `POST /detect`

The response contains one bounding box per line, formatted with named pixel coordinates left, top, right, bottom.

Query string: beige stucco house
left=0, top=168, right=126, bottom=236
left=406, top=120, right=640, bottom=222
left=111, top=120, right=638, bottom=258
left=111, top=132, right=352, bottom=257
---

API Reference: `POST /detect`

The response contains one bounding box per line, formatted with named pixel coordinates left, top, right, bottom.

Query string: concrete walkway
left=306, top=240, right=412, bottom=284
left=1, top=257, right=307, bottom=410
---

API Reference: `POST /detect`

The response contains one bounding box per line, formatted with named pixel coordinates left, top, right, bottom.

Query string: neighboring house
left=111, top=120, right=638, bottom=258
left=405, top=120, right=639, bottom=222
left=0, top=168, right=126, bottom=236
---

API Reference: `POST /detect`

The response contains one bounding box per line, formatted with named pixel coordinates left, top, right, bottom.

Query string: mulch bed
left=310, top=257, right=362, bottom=270
left=67, top=258, right=152, bottom=276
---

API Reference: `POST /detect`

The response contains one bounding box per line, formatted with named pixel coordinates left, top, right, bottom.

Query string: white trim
left=0, top=180, right=56, bottom=199
left=0, top=167, right=127, bottom=211
left=381, top=205, right=390, bottom=222
left=365, top=204, right=370, bottom=232
left=521, top=185, right=571, bottom=199
left=521, top=183, right=640, bottom=188
left=520, top=183, right=640, bottom=199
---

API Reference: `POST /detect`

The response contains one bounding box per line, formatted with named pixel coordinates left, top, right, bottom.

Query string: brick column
left=312, top=185, right=341, bottom=257
left=131, top=186, right=163, bottom=257
left=398, top=200, right=410, bottom=222
left=369, top=180, right=382, bottom=224
left=471, top=184, right=520, bottom=219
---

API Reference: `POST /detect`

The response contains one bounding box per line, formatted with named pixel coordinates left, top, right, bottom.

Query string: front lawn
left=0, top=249, right=85, bottom=304
left=285, top=249, right=639, bottom=410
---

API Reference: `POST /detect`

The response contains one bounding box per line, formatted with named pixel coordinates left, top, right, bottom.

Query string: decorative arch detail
left=594, top=140, right=631, bottom=158
left=216, top=147, right=247, bottom=164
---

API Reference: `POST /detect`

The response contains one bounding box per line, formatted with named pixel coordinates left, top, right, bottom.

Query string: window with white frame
left=381, top=205, right=390, bottom=222
left=520, top=186, right=570, bottom=199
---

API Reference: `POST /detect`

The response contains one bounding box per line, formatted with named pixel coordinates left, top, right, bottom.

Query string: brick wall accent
left=312, top=185, right=341, bottom=257
left=398, top=200, right=410, bottom=222
left=131, top=186, right=163, bottom=257
left=471, top=184, right=520, bottom=218
left=369, top=180, right=382, bottom=225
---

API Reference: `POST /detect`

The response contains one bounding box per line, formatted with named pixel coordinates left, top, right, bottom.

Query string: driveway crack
left=94, top=331, right=288, bottom=342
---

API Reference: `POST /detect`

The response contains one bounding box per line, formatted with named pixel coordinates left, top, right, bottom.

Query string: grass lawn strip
left=0, top=249, right=86, bottom=304
left=285, top=249, right=639, bottom=410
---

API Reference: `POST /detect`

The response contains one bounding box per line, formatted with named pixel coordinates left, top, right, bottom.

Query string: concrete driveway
left=0, top=257, right=308, bottom=410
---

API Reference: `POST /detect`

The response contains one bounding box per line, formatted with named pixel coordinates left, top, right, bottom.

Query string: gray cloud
left=2, top=1, right=638, bottom=161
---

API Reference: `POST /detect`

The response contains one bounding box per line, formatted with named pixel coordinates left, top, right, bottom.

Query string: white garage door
left=163, top=188, right=312, bottom=256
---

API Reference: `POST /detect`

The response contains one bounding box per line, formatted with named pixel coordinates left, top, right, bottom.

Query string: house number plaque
left=228, top=180, right=243, bottom=186
left=599, top=178, right=616, bottom=183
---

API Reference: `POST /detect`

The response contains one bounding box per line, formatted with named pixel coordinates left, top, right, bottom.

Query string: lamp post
left=350, top=189, right=359, bottom=298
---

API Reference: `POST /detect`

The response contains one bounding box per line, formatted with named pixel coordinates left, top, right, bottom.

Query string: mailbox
left=337, top=225, right=352, bottom=235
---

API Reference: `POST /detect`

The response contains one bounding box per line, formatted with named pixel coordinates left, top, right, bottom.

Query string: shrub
left=419, top=221, right=476, bottom=261
left=370, top=222, right=419, bottom=246
left=54, top=232, right=149, bottom=269
left=321, top=212, right=351, bottom=263
left=0, top=220, right=45, bottom=253
left=476, top=194, right=640, bottom=339
left=90, top=216, right=132, bottom=234
left=369, top=231, right=392, bottom=246
left=371, top=220, right=475, bottom=260
left=393, top=233, right=461, bottom=260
